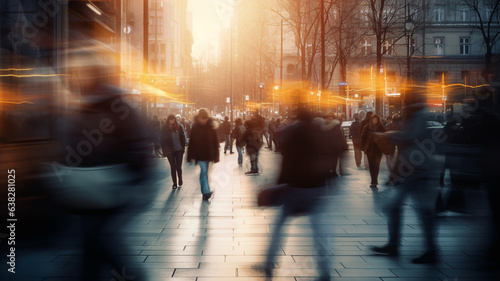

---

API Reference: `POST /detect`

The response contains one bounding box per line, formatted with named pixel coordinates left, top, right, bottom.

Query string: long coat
left=187, top=118, right=220, bottom=163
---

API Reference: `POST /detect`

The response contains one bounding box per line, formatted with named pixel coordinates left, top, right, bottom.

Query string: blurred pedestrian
left=231, top=118, right=246, bottom=165
left=371, top=102, right=441, bottom=263
left=385, top=113, right=403, bottom=185
left=187, top=109, right=220, bottom=200
left=314, top=112, right=348, bottom=178
left=261, top=108, right=330, bottom=280
left=150, top=114, right=162, bottom=157
left=221, top=116, right=234, bottom=154
left=242, top=118, right=263, bottom=174
left=161, top=114, right=187, bottom=189
left=55, top=46, right=151, bottom=281
left=360, top=114, right=386, bottom=188
left=350, top=114, right=362, bottom=167
left=360, top=111, right=374, bottom=169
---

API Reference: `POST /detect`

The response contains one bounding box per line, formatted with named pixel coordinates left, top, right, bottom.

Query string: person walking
left=360, top=114, right=386, bottom=188
left=242, top=118, right=263, bottom=174
left=314, top=112, right=348, bottom=178
left=385, top=113, right=403, bottom=185
left=231, top=118, right=246, bottom=165
left=150, top=115, right=162, bottom=157
left=161, top=114, right=187, bottom=189
left=371, top=102, right=441, bottom=263
left=360, top=111, right=374, bottom=169
left=261, top=108, right=331, bottom=280
left=221, top=116, right=233, bottom=154
left=350, top=114, right=362, bottom=167
left=187, top=109, right=220, bottom=200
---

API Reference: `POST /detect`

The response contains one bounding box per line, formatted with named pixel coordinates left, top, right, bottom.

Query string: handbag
left=44, top=164, right=135, bottom=211
left=257, top=184, right=290, bottom=207
left=374, top=134, right=395, bottom=155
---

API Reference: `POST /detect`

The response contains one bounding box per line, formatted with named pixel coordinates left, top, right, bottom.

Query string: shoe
left=412, top=250, right=438, bottom=264
left=224, top=151, right=227, bottom=154
left=230, top=151, right=234, bottom=154
left=370, top=184, right=378, bottom=188
left=251, top=263, right=273, bottom=277
left=203, top=192, right=213, bottom=200
left=178, top=179, right=183, bottom=187
left=245, top=170, right=259, bottom=175
left=371, top=245, right=399, bottom=256
left=172, top=184, right=177, bottom=189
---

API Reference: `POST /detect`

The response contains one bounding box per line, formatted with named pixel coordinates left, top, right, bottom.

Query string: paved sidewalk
left=2, top=145, right=499, bottom=281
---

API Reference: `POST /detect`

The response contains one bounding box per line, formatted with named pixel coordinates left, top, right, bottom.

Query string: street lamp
left=273, top=85, right=279, bottom=115
left=317, top=91, right=321, bottom=112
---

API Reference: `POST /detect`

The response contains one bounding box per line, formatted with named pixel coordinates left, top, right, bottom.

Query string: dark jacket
left=187, top=117, right=220, bottom=163
left=314, top=117, right=348, bottom=156
left=231, top=124, right=246, bottom=147
left=160, top=123, right=187, bottom=154
left=221, top=120, right=231, bottom=135
left=360, top=123, right=386, bottom=155
left=278, top=119, right=328, bottom=188
left=350, top=120, right=361, bottom=142
left=241, top=120, right=262, bottom=154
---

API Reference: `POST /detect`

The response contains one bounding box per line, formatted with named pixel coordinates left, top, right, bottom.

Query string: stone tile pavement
left=2, top=143, right=499, bottom=281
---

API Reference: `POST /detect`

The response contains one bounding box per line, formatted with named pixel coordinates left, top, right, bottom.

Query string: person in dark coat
left=313, top=113, right=348, bottom=178
left=360, top=114, right=386, bottom=188
left=371, top=102, right=441, bottom=264
left=161, top=114, right=187, bottom=189
left=150, top=115, right=162, bottom=157
left=221, top=116, right=233, bottom=154
left=350, top=114, right=362, bottom=167
left=261, top=108, right=330, bottom=280
left=187, top=109, right=219, bottom=200
left=360, top=111, right=374, bottom=169
left=241, top=118, right=263, bottom=174
left=55, top=47, right=151, bottom=281
left=231, top=118, right=246, bottom=164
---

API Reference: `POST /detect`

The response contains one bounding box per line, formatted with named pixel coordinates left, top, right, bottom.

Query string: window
left=362, top=39, right=372, bottom=55
left=461, top=71, right=470, bottom=84
left=434, top=38, right=444, bottom=55
left=434, top=7, right=445, bottom=22
left=383, top=40, right=393, bottom=55
left=460, top=37, right=470, bottom=55
left=434, top=71, right=448, bottom=84
left=410, top=38, right=416, bottom=55
left=459, top=8, right=469, bottom=21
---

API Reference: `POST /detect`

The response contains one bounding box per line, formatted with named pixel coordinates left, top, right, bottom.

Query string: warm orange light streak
left=0, top=100, right=35, bottom=105
left=0, top=68, right=34, bottom=71
left=0, top=74, right=67, bottom=78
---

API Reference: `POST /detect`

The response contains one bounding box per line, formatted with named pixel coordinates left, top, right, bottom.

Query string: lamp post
left=404, top=6, right=414, bottom=117
left=273, top=85, right=279, bottom=115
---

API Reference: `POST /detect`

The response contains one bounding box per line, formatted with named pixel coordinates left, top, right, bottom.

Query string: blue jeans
left=198, top=161, right=211, bottom=195
left=236, top=146, right=243, bottom=163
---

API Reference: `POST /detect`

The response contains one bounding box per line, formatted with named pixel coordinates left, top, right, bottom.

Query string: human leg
left=236, top=146, right=243, bottom=164
left=353, top=142, right=362, bottom=166
left=175, top=151, right=184, bottom=186
left=166, top=153, right=178, bottom=187
left=198, top=161, right=211, bottom=195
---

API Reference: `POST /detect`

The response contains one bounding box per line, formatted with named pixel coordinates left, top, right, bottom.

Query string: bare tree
left=463, top=0, right=500, bottom=80
left=267, top=0, right=325, bottom=82
left=364, top=0, right=407, bottom=114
